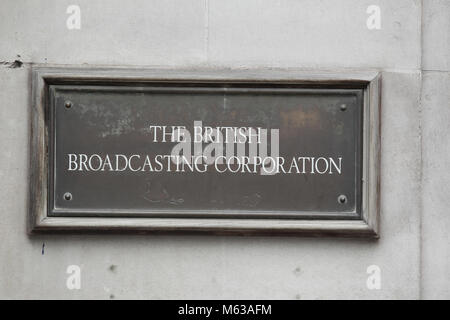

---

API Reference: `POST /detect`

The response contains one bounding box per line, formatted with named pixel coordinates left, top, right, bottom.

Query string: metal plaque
left=30, top=68, right=380, bottom=236
left=49, top=84, right=362, bottom=218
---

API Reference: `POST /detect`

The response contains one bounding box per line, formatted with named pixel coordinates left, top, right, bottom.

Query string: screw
left=338, top=194, right=347, bottom=204
left=65, top=101, right=72, bottom=109
left=63, top=192, right=72, bottom=201
left=340, top=104, right=347, bottom=111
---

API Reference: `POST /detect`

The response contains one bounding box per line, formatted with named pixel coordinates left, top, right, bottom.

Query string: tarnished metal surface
left=49, top=84, right=363, bottom=219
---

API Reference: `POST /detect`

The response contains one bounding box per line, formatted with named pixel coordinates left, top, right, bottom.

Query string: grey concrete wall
left=0, top=0, right=447, bottom=299
left=422, top=0, right=450, bottom=299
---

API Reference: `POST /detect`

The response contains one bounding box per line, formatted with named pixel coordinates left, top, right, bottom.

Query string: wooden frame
left=29, top=66, right=380, bottom=237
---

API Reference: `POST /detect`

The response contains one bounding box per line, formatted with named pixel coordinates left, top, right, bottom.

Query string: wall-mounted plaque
left=30, top=67, right=380, bottom=237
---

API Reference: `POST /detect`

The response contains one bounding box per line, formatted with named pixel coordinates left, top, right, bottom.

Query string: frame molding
left=29, top=66, right=380, bottom=237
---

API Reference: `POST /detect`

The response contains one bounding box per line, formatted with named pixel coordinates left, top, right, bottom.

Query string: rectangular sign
left=50, top=85, right=362, bottom=218
left=30, top=68, right=380, bottom=236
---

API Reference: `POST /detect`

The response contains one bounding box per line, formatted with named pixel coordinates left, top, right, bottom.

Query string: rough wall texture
left=0, top=0, right=447, bottom=299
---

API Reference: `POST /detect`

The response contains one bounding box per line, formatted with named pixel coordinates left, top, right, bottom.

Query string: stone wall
left=0, top=0, right=448, bottom=299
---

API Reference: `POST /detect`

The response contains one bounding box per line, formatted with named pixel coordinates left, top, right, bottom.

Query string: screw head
left=63, top=192, right=72, bottom=201
left=340, top=104, right=347, bottom=111
left=338, top=194, right=347, bottom=204
left=64, top=101, right=72, bottom=109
